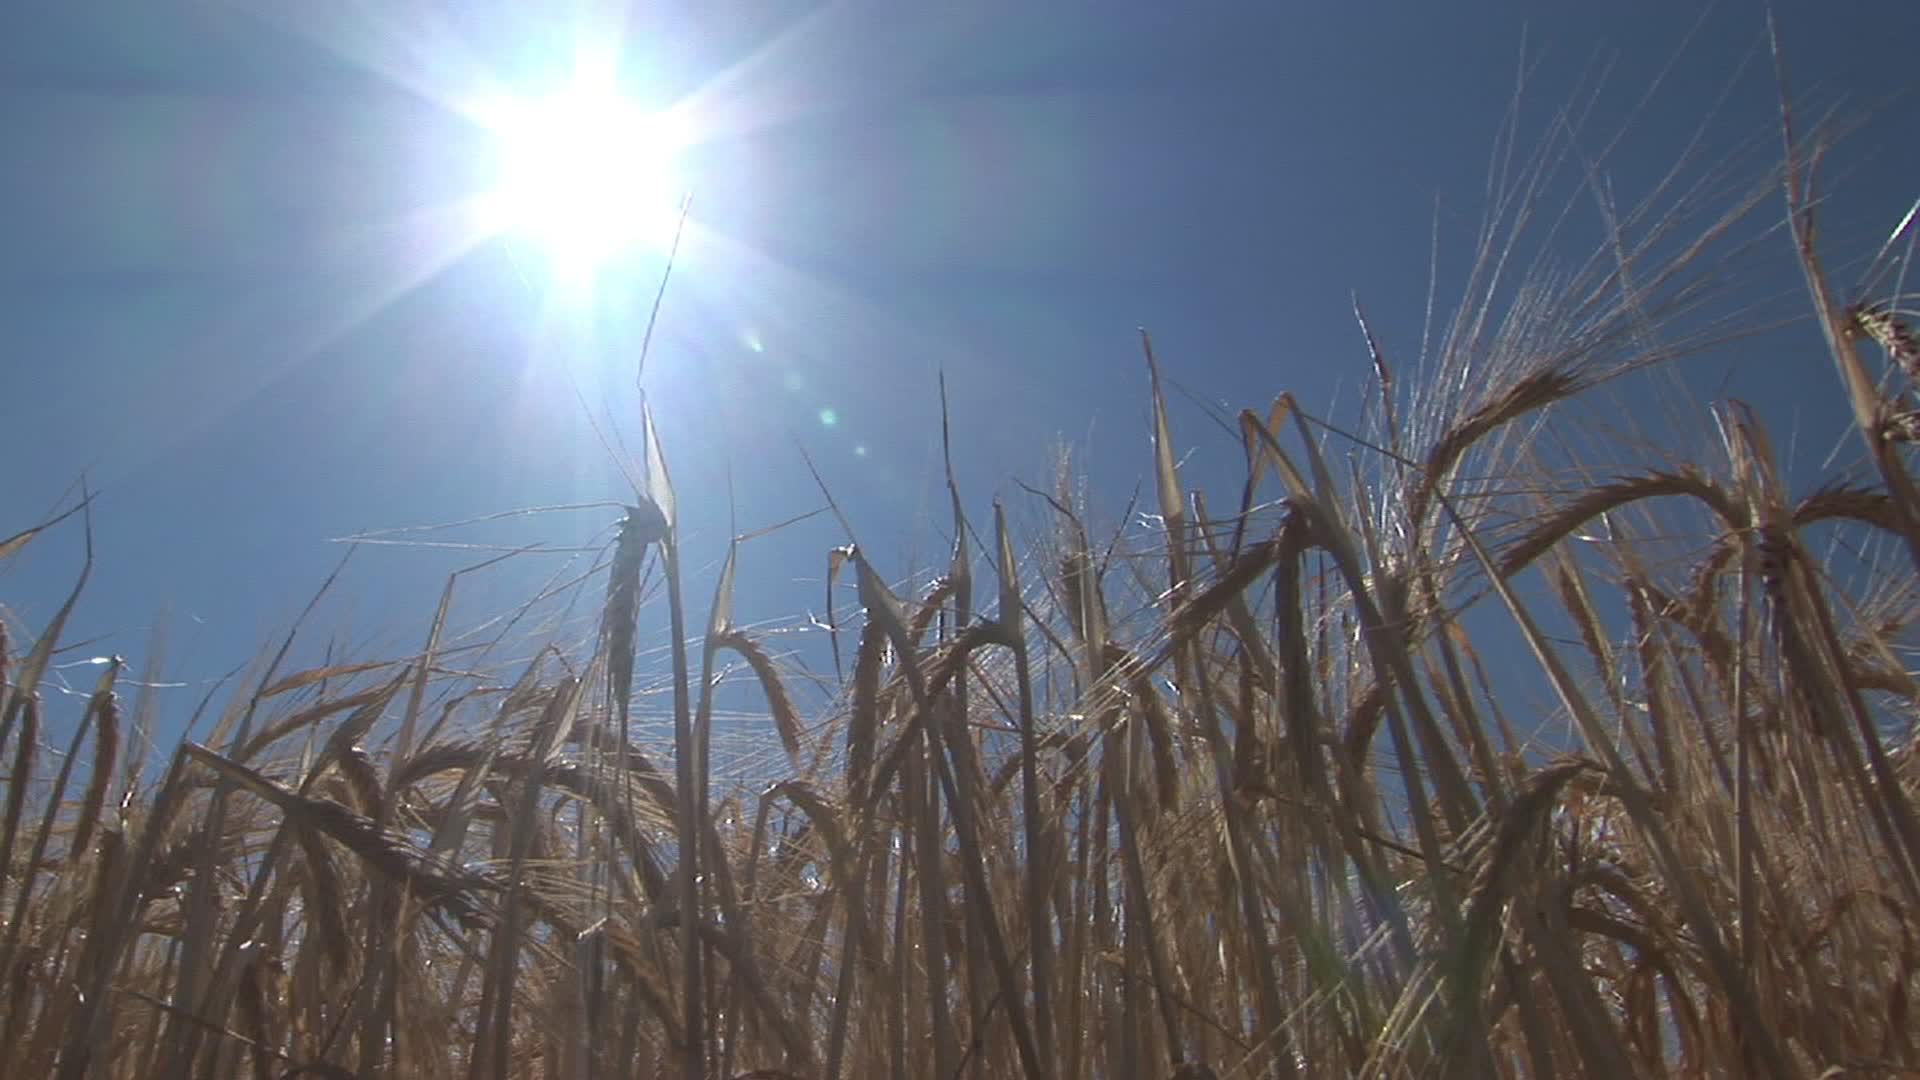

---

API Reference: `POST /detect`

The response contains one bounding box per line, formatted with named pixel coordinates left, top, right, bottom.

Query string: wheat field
left=6, top=34, right=1920, bottom=1080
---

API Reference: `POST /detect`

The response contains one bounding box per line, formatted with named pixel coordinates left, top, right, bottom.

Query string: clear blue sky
left=3, top=2, right=1918, bottom=754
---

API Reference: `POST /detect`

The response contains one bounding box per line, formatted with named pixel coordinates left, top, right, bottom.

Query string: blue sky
left=3, top=2, right=1918, bottom=754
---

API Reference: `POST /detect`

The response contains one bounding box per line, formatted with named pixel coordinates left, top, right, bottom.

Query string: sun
left=477, top=84, right=688, bottom=276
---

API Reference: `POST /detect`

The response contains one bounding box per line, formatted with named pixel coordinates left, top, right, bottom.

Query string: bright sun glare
left=479, top=86, right=686, bottom=275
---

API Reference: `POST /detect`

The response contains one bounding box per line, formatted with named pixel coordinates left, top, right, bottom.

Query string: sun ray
left=262, top=6, right=697, bottom=293
left=279, top=194, right=505, bottom=363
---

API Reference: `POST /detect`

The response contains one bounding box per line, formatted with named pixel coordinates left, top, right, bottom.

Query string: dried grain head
left=1851, top=302, right=1920, bottom=386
